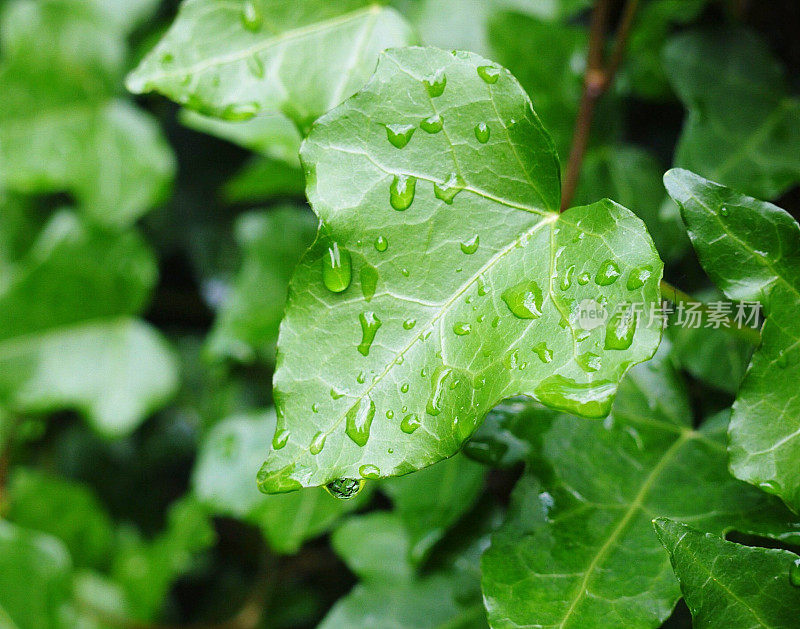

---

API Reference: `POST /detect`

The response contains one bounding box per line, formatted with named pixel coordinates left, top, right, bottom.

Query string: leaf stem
left=560, top=0, right=640, bottom=212
left=659, top=280, right=762, bottom=346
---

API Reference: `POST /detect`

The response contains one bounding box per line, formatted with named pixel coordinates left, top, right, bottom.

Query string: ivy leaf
left=0, top=212, right=178, bottom=437
left=664, top=28, right=800, bottom=200
left=258, top=47, right=663, bottom=492
left=126, top=0, right=416, bottom=134
left=206, top=207, right=317, bottom=364
left=481, top=343, right=800, bottom=629
left=0, top=521, right=72, bottom=629
left=664, top=168, right=800, bottom=511
left=192, top=410, right=370, bottom=554
left=0, top=0, right=174, bottom=226
left=654, top=518, right=800, bottom=628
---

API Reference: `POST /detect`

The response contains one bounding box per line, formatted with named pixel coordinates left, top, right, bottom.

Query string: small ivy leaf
left=654, top=518, right=800, bottom=628
left=126, top=0, right=417, bottom=134
left=665, top=168, right=800, bottom=511
left=258, top=47, right=663, bottom=493
left=482, top=344, right=800, bottom=629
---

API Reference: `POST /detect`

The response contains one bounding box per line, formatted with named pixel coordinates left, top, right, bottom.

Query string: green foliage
left=655, top=518, right=800, bottom=627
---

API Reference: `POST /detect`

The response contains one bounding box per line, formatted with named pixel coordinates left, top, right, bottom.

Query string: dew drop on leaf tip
left=324, top=478, right=365, bottom=500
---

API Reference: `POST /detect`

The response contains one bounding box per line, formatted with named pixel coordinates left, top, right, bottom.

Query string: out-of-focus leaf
left=259, top=47, right=662, bottom=492
left=0, top=521, right=72, bottom=629
left=665, top=29, right=800, bottom=200
left=0, top=0, right=174, bottom=226
left=383, top=454, right=485, bottom=563
left=111, top=496, right=215, bottom=621
left=7, top=468, right=114, bottom=569
left=127, top=0, right=416, bottom=134
left=655, top=518, right=800, bottom=628
left=0, top=212, right=178, bottom=436
left=575, top=146, right=687, bottom=261
left=192, top=410, right=370, bottom=555
left=482, top=344, right=800, bottom=629
left=331, top=512, right=414, bottom=583
left=0, top=194, right=40, bottom=274
left=71, top=571, right=133, bottom=629
left=665, top=169, right=800, bottom=511
left=222, top=157, right=305, bottom=205
left=206, top=207, right=317, bottom=364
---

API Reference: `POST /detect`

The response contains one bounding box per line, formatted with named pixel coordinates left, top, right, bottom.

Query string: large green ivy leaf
left=0, top=521, right=72, bottom=629
left=664, top=169, right=800, bottom=511
left=654, top=518, right=800, bottom=628
left=258, top=47, right=663, bottom=492
left=127, top=0, right=416, bottom=134
left=664, top=29, right=800, bottom=200
left=192, top=410, right=370, bottom=554
left=0, top=0, right=174, bottom=226
left=481, top=344, right=800, bottom=629
left=7, top=468, right=114, bottom=569
left=0, top=212, right=178, bottom=436
left=206, top=207, right=317, bottom=364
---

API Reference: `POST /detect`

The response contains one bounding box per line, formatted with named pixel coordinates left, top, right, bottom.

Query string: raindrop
left=359, top=464, right=381, bottom=479
left=453, top=322, right=471, bottom=336
left=626, top=266, right=652, bottom=290
left=401, top=268, right=410, bottom=277
left=578, top=271, right=591, bottom=285
left=221, top=102, right=260, bottom=120
left=491, top=316, right=501, bottom=328
left=403, top=318, right=416, bottom=330
left=325, top=478, right=365, bottom=500
left=312, top=403, right=319, bottom=413
left=385, top=123, right=416, bottom=148
left=790, top=558, right=800, bottom=587
left=322, top=241, right=351, bottom=293
left=272, top=428, right=289, bottom=450
left=595, top=259, right=621, bottom=286
left=533, top=342, right=553, bottom=363
left=477, top=65, right=501, bottom=84
left=160, top=52, right=174, bottom=65
left=386, top=410, right=394, bottom=419
left=247, top=55, right=265, bottom=78
left=758, top=480, right=781, bottom=495
left=577, top=351, right=601, bottom=372
left=535, top=375, right=616, bottom=418
left=401, top=383, right=409, bottom=393
left=604, top=309, right=636, bottom=350
left=390, top=174, right=417, bottom=211
left=241, top=0, right=263, bottom=31
left=357, top=311, right=382, bottom=356
left=345, top=397, right=376, bottom=446
left=310, top=431, right=326, bottom=455
left=401, top=413, right=421, bottom=433
left=423, top=68, right=447, bottom=97
left=426, top=366, right=453, bottom=416
left=503, top=349, right=520, bottom=370
left=330, top=388, right=344, bottom=399
left=374, top=235, right=388, bottom=252
left=720, top=207, right=730, bottom=217
left=460, top=235, right=480, bottom=254
left=474, top=122, right=490, bottom=143
left=560, top=265, right=575, bottom=291
left=357, top=371, right=366, bottom=384
left=502, top=280, right=543, bottom=318
left=360, top=265, right=379, bottom=302
left=434, top=172, right=465, bottom=204
left=477, top=277, right=488, bottom=296
left=420, top=113, right=443, bottom=133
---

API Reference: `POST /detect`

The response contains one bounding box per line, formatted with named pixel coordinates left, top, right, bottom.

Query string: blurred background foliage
left=0, top=0, right=798, bottom=627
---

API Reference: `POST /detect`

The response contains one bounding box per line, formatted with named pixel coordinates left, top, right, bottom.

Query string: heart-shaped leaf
left=258, top=47, right=663, bottom=492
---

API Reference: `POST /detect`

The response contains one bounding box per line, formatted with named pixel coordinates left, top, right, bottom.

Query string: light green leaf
left=481, top=344, right=800, bottom=629
left=0, top=521, right=72, bottom=629
left=664, top=168, right=800, bottom=511
left=0, top=212, right=178, bottom=436
left=222, top=157, right=305, bottom=204
left=331, top=512, right=414, bottom=583
left=127, top=0, right=416, bottom=134
left=654, top=518, right=800, bottom=628
left=192, top=410, right=370, bottom=554
left=206, top=207, right=317, bottom=363
left=664, top=28, right=800, bottom=200
left=7, top=468, right=114, bottom=569
left=259, top=47, right=663, bottom=492
left=383, top=454, right=485, bottom=563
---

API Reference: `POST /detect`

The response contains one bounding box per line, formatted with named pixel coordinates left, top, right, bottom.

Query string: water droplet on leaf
left=401, top=413, right=421, bottom=433
left=474, top=122, right=490, bottom=143
left=247, top=54, right=265, bottom=78
left=401, top=383, right=409, bottom=393
left=345, top=397, right=376, bottom=446
left=241, top=0, right=263, bottom=31
left=533, top=342, right=553, bottom=363
left=477, top=65, right=501, bottom=84
left=434, top=172, right=465, bottom=204
left=330, top=388, right=344, bottom=399
left=535, top=375, right=616, bottom=418
left=578, top=271, right=590, bottom=285
left=272, top=428, right=289, bottom=450
left=390, top=174, right=417, bottom=211
left=325, top=478, right=365, bottom=500
left=322, top=242, right=351, bottom=292
left=604, top=309, right=636, bottom=350
left=360, top=265, right=379, bottom=302
left=460, top=235, right=479, bottom=254
left=420, top=113, right=443, bottom=133
left=595, top=259, right=621, bottom=286
left=386, top=123, right=416, bottom=148
left=403, top=318, right=416, bottom=330
left=790, top=558, right=800, bottom=587
left=427, top=366, right=453, bottom=416
left=577, top=351, right=601, bottom=372
left=560, top=265, right=575, bottom=291
left=357, top=311, right=382, bottom=356
left=626, top=266, right=652, bottom=290
left=374, top=235, right=388, bottom=252
left=359, top=464, right=380, bottom=479
left=502, top=280, right=543, bottom=318
left=453, top=322, right=471, bottom=335
left=423, top=68, right=447, bottom=96
left=310, top=431, right=326, bottom=455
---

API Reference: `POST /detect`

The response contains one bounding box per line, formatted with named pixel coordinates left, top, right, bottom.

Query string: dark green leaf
left=222, top=157, right=305, bottom=205
left=259, top=47, right=663, bottom=492
left=655, top=518, right=800, bottom=628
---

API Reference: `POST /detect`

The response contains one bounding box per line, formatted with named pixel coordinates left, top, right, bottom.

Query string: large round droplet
left=595, top=259, right=621, bottom=286
left=474, top=122, right=490, bottom=143
left=272, top=427, right=290, bottom=450
left=240, top=0, right=263, bottom=31
left=385, top=123, right=416, bottom=148
left=358, top=464, right=381, bottom=479
left=604, top=309, right=636, bottom=350
left=420, top=113, right=443, bottom=133
left=502, top=280, right=543, bottom=319
left=345, top=397, right=376, bottom=446
left=325, top=478, right=365, bottom=500
left=477, top=65, right=501, bottom=84
left=434, top=172, right=465, bottom=205
left=357, top=311, right=382, bottom=356
left=401, top=413, right=421, bottom=433
left=322, top=242, right=351, bottom=292
left=423, top=68, right=447, bottom=97
left=460, top=235, right=479, bottom=254
left=390, top=174, right=417, bottom=211
left=310, top=431, right=326, bottom=455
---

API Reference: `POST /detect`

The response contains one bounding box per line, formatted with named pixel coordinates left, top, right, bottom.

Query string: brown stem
left=560, top=0, right=640, bottom=212
left=659, top=280, right=762, bottom=345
